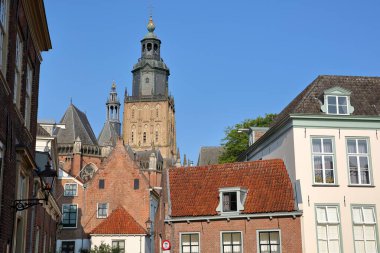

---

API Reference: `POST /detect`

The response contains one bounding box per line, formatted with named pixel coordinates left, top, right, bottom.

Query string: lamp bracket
left=12, top=198, right=46, bottom=211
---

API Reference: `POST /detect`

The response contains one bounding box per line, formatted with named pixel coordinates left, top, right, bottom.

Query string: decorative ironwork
left=13, top=198, right=46, bottom=211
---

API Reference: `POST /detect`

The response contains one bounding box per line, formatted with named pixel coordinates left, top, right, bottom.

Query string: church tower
left=123, top=17, right=177, bottom=162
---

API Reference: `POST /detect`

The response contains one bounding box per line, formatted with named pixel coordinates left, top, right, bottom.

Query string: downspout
left=140, top=236, right=142, bottom=253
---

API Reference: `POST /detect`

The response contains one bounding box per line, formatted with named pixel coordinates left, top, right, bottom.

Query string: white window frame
left=112, top=240, right=125, bottom=253
left=220, top=231, right=243, bottom=253
left=62, top=204, right=78, bottom=228
left=63, top=183, right=78, bottom=197
left=315, top=205, right=342, bottom=253
left=97, top=203, right=108, bottom=218
left=311, top=137, right=336, bottom=185
left=347, top=138, right=372, bottom=185
left=216, top=187, right=247, bottom=215
left=352, top=205, right=378, bottom=253
left=256, top=229, right=282, bottom=253
left=24, top=62, right=33, bottom=130
left=326, top=95, right=349, bottom=115
left=13, top=31, right=23, bottom=109
left=179, top=232, right=200, bottom=253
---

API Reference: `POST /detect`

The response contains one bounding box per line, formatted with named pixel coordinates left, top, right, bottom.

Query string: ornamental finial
left=112, top=81, right=116, bottom=90
left=147, top=16, right=155, bottom=33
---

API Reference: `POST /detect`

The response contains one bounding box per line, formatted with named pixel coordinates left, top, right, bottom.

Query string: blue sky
left=39, top=0, right=380, bottom=163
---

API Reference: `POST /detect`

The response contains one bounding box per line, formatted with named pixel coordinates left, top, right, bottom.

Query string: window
left=64, top=183, right=77, bottom=196
left=146, top=77, right=149, bottom=83
left=143, top=132, right=147, bottom=143
left=312, top=138, right=335, bottom=184
left=352, top=206, right=378, bottom=252
left=347, top=139, right=371, bottom=185
left=258, top=231, right=281, bottom=253
left=112, top=240, right=125, bottom=253
left=181, top=233, right=199, bottom=253
left=223, top=192, right=237, bottom=212
left=155, top=130, right=159, bottom=143
left=316, top=206, right=341, bottom=253
left=61, top=241, right=75, bottom=253
left=131, top=131, right=134, bottom=143
left=221, top=232, right=242, bottom=253
left=216, top=188, right=247, bottom=214
left=24, top=63, right=33, bottom=129
left=0, top=0, right=8, bottom=72
left=97, top=203, right=108, bottom=218
left=132, top=109, right=135, bottom=118
left=62, top=204, right=77, bottom=228
left=134, top=179, right=139, bottom=190
left=13, top=32, right=23, bottom=108
left=327, top=96, right=348, bottom=115
left=99, top=179, right=105, bottom=189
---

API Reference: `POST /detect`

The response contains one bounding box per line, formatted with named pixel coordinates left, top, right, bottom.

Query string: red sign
left=162, top=240, right=171, bottom=250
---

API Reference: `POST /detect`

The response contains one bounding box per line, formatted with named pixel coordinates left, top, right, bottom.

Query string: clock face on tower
left=141, top=73, right=154, bottom=96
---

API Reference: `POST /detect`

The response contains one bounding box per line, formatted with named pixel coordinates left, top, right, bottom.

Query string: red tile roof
left=91, top=206, right=146, bottom=234
left=169, top=159, right=295, bottom=217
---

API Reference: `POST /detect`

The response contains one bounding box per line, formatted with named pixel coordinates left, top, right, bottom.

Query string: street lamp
left=13, top=161, right=57, bottom=211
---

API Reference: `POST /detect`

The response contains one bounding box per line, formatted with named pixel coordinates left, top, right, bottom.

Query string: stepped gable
left=168, top=159, right=295, bottom=217
left=98, top=121, right=118, bottom=147
left=56, top=103, right=98, bottom=145
left=90, top=206, right=146, bottom=235
left=272, top=75, right=380, bottom=127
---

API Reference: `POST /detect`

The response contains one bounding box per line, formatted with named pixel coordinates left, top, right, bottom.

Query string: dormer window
left=216, top=187, right=247, bottom=215
left=321, top=86, right=354, bottom=115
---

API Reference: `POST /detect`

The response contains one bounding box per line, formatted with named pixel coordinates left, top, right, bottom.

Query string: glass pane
left=325, top=170, right=335, bottom=184
left=366, top=241, right=377, bottom=253
left=232, top=233, right=241, bottom=244
left=328, top=105, right=337, bottom=114
left=191, top=234, right=199, bottom=245
left=232, top=245, right=241, bottom=253
left=328, top=225, right=339, bottom=240
left=324, top=156, right=333, bottom=170
left=355, top=241, right=365, bottom=253
left=317, top=207, right=327, bottom=222
left=260, top=232, right=269, bottom=244
left=182, top=246, right=191, bottom=253
left=270, top=245, right=279, bottom=253
left=353, top=208, right=363, bottom=223
left=328, top=96, right=336, bottom=105
left=347, top=140, right=357, bottom=153
left=182, top=235, right=190, bottom=245
left=270, top=232, right=279, bottom=244
left=312, top=139, right=322, bottom=153
left=323, top=139, right=333, bottom=153
left=361, top=171, right=370, bottom=185
left=223, top=233, right=232, bottom=244
left=338, top=96, right=347, bottom=105
left=223, top=246, right=232, bottom=253
left=359, top=156, right=369, bottom=169
left=327, top=207, right=338, bottom=222
left=364, top=226, right=376, bottom=240
left=338, top=105, right=348, bottom=114
left=354, top=226, right=364, bottom=240
left=191, top=246, right=199, bottom=253
left=314, top=156, right=323, bottom=170
left=358, top=140, right=368, bottom=154
left=260, top=245, right=270, bottom=253
left=317, top=226, right=327, bottom=240
left=318, top=241, right=328, bottom=253
left=328, top=240, right=340, bottom=253
left=363, top=208, right=375, bottom=223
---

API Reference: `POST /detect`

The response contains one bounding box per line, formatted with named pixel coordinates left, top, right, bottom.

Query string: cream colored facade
left=90, top=235, right=146, bottom=252
left=245, top=116, right=380, bottom=253
left=123, top=100, right=177, bottom=160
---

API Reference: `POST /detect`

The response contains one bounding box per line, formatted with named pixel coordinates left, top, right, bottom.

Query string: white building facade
left=239, top=75, right=380, bottom=253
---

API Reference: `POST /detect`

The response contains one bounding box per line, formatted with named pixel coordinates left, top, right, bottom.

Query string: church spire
left=106, top=81, right=121, bottom=135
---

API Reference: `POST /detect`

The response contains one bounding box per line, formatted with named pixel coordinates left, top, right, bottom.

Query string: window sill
left=347, top=185, right=375, bottom=188
left=62, top=227, right=77, bottom=229
left=312, top=184, right=339, bottom=187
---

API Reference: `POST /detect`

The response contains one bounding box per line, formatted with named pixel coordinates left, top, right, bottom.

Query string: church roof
left=56, top=104, right=98, bottom=145
left=90, top=206, right=146, bottom=235
left=98, top=121, right=119, bottom=147
left=197, top=146, right=224, bottom=166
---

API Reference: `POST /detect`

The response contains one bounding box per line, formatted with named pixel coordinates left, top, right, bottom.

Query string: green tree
left=219, top=114, right=277, bottom=164
left=89, top=243, right=121, bottom=253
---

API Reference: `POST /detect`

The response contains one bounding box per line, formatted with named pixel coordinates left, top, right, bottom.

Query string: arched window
left=142, top=44, right=145, bottom=52
left=154, top=44, right=158, bottom=52
left=146, top=77, right=149, bottom=83
left=155, top=130, right=159, bottom=143
left=131, top=131, right=134, bottom=143
left=143, top=132, right=147, bottom=143
left=147, top=43, right=152, bottom=51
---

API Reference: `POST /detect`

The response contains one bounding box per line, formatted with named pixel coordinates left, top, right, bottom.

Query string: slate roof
left=197, top=146, right=224, bottom=166
left=272, top=75, right=380, bottom=126
left=36, top=124, right=50, bottom=137
left=168, top=159, right=295, bottom=217
left=56, top=104, right=98, bottom=145
left=98, top=121, right=119, bottom=147
left=91, top=206, right=146, bottom=235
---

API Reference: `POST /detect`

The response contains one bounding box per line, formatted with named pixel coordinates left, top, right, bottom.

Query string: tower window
left=156, top=108, right=159, bottom=118
left=147, top=43, right=152, bottom=51
left=132, top=109, right=135, bottom=118
left=131, top=131, right=134, bottom=143
left=142, top=44, right=145, bottom=52
left=143, top=132, right=147, bottom=143
left=154, top=43, right=158, bottom=52
left=146, top=77, right=149, bottom=83
left=155, top=131, right=159, bottom=143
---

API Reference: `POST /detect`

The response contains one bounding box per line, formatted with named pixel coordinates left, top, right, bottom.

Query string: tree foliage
left=219, top=114, right=277, bottom=164
left=88, top=243, right=121, bottom=253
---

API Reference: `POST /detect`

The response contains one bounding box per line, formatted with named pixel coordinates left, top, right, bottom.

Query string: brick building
left=156, top=160, right=302, bottom=253
left=0, top=0, right=53, bottom=252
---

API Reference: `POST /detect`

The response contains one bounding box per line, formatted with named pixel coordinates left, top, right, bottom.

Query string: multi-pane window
left=62, top=204, right=77, bottom=228
left=24, top=63, right=33, bottom=129
left=13, top=32, right=23, bottom=108
left=316, top=206, right=341, bottom=253
left=221, top=232, right=242, bottom=253
left=352, top=206, right=378, bottom=253
left=258, top=231, right=281, bottom=253
left=61, top=241, right=75, bottom=253
left=64, top=183, right=77, bottom=196
left=223, top=192, right=238, bottom=212
left=347, top=139, right=371, bottom=185
left=97, top=203, right=108, bottom=218
left=181, top=233, right=199, bottom=253
left=112, top=240, right=125, bottom=253
left=312, top=138, right=335, bottom=184
left=0, top=0, right=8, bottom=72
left=326, top=96, right=348, bottom=115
